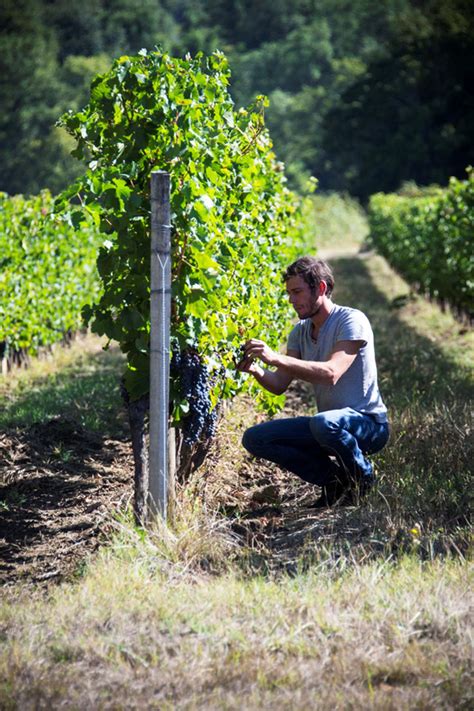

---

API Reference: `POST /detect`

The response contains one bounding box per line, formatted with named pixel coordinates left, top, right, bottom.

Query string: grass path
left=0, top=242, right=472, bottom=709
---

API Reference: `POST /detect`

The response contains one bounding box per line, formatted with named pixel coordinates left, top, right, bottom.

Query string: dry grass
left=189, top=390, right=472, bottom=577
left=327, top=253, right=473, bottom=554
left=0, top=551, right=472, bottom=709
left=0, top=332, right=106, bottom=392
left=361, top=252, right=474, bottom=373
left=311, top=192, right=369, bottom=252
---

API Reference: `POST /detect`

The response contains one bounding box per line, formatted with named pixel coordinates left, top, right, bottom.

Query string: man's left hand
left=243, top=339, right=278, bottom=366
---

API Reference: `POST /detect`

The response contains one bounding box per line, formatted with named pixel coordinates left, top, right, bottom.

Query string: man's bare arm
left=243, top=339, right=365, bottom=386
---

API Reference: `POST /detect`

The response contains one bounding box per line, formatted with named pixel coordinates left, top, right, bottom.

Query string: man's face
left=285, top=275, right=322, bottom=319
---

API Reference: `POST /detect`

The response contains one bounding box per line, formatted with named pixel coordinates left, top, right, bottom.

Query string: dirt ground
left=197, top=383, right=377, bottom=575
left=0, top=418, right=134, bottom=586
left=0, top=380, right=363, bottom=586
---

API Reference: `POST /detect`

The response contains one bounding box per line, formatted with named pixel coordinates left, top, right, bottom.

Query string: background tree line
left=1, top=0, right=473, bottom=199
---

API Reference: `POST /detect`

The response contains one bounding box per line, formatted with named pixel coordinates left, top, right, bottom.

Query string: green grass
left=332, top=253, right=473, bottom=407
left=328, top=253, right=473, bottom=532
left=311, top=192, right=369, bottom=252
left=0, top=334, right=126, bottom=436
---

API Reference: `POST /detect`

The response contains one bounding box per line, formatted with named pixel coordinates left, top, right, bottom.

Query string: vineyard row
left=368, top=168, right=473, bottom=319
left=0, top=190, right=100, bottom=371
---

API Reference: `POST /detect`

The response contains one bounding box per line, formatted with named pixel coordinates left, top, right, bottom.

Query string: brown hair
left=282, top=256, right=335, bottom=297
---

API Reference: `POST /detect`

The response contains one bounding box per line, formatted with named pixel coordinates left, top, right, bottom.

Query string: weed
left=1, top=488, right=26, bottom=508
left=0, top=556, right=472, bottom=709
left=51, top=443, right=73, bottom=463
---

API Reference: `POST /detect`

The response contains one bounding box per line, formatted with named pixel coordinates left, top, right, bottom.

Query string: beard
left=307, top=301, right=321, bottom=318
left=297, top=300, right=321, bottom=319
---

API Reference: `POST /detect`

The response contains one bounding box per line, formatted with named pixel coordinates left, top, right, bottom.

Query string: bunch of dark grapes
left=171, top=350, right=218, bottom=445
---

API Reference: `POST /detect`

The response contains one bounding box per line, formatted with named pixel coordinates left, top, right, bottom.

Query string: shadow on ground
left=1, top=255, right=472, bottom=585
left=0, top=342, right=133, bottom=586
left=332, top=254, right=473, bottom=408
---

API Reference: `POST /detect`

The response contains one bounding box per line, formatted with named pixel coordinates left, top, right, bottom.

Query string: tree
left=0, top=0, right=64, bottom=194
left=0, top=0, right=182, bottom=195
left=323, top=0, right=474, bottom=199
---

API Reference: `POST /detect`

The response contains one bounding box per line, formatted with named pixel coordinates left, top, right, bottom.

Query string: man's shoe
left=309, top=474, right=375, bottom=509
left=308, top=478, right=349, bottom=509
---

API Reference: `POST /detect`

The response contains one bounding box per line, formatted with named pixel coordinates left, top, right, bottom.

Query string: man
left=238, top=256, right=389, bottom=507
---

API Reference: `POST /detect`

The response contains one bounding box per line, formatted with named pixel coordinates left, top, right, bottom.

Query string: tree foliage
left=324, top=2, right=474, bottom=199
left=0, top=0, right=182, bottom=195
left=1, top=0, right=472, bottom=197
left=0, top=0, right=64, bottom=195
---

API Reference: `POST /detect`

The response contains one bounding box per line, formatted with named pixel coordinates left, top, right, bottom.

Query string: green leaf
left=192, top=250, right=220, bottom=271
left=49, top=48, right=305, bottom=421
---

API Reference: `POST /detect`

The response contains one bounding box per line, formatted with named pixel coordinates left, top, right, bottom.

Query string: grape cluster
left=171, top=350, right=218, bottom=445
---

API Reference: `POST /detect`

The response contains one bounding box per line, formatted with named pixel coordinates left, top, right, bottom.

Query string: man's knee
left=310, top=412, right=341, bottom=443
left=242, top=425, right=261, bottom=455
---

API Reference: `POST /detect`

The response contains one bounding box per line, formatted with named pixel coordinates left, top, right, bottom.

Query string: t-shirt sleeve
left=336, top=310, right=370, bottom=345
left=287, top=323, right=301, bottom=355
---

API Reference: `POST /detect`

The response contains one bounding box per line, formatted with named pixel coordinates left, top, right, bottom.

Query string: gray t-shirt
left=287, top=303, right=388, bottom=422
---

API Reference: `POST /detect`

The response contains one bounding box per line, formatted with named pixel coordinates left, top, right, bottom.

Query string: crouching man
left=237, top=256, right=389, bottom=507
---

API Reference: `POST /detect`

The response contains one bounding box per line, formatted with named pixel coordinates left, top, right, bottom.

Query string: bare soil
left=197, top=382, right=382, bottom=575
left=0, top=417, right=133, bottom=586
left=0, top=386, right=352, bottom=586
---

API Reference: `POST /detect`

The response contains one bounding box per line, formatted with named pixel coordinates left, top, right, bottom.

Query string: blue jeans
left=242, top=408, right=390, bottom=487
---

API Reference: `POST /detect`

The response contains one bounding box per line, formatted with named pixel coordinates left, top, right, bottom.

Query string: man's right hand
left=235, top=352, right=260, bottom=375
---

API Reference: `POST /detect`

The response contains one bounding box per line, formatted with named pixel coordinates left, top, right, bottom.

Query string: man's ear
left=319, top=280, right=327, bottom=296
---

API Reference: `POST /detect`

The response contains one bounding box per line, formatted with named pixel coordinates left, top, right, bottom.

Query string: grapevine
left=56, top=49, right=307, bottom=442
left=0, top=190, right=100, bottom=364
left=368, top=168, right=474, bottom=317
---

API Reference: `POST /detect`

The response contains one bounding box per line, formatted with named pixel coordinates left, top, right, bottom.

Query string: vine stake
left=149, top=170, right=172, bottom=521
